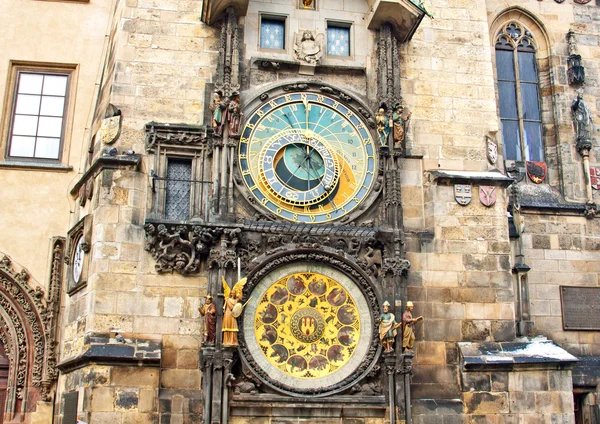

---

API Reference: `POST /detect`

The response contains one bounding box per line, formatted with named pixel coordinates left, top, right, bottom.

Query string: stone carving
left=379, top=301, right=401, bottom=353
left=215, top=7, right=240, bottom=98
left=222, top=276, right=248, bottom=347
left=360, top=239, right=383, bottom=279
left=506, top=162, right=525, bottom=182
left=144, top=223, right=222, bottom=274
left=238, top=251, right=380, bottom=395
left=382, top=257, right=410, bottom=277
left=293, top=28, right=323, bottom=69
left=571, top=90, right=593, bottom=152
left=225, top=92, right=242, bottom=136
left=97, top=112, right=122, bottom=145
left=377, top=24, right=402, bottom=111
left=584, top=202, right=598, bottom=218
left=0, top=253, right=59, bottom=406
left=391, top=103, right=411, bottom=151
left=200, top=295, right=217, bottom=345
left=402, top=301, right=423, bottom=352
left=145, top=124, right=206, bottom=150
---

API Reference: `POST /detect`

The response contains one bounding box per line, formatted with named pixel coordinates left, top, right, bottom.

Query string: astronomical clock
left=229, top=83, right=389, bottom=398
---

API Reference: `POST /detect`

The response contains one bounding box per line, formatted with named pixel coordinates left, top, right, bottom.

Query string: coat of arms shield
left=454, top=184, right=472, bottom=206
left=590, top=167, right=600, bottom=190
left=526, top=161, right=547, bottom=184
left=479, top=186, right=497, bottom=207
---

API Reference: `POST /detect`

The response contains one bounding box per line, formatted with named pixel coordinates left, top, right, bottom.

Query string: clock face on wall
left=72, top=235, right=85, bottom=284
left=239, top=93, right=377, bottom=223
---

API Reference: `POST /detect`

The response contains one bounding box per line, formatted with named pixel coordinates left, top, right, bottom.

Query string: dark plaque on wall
left=63, top=391, right=79, bottom=424
left=561, top=286, right=600, bottom=330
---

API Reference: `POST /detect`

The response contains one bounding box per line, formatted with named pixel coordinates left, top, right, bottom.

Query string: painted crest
left=526, top=161, right=547, bottom=184
left=486, top=136, right=498, bottom=165
left=454, top=184, right=472, bottom=206
left=590, top=167, right=600, bottom=190
left=479, top=186, right=497, bottom=207
left=554, top=0, right=566, bottom=3
left=97, top=115, right=122, bottom=145
left=574, top=0, right=591, bottom=4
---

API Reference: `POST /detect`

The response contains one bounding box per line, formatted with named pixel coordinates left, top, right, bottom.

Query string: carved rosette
left=0, top=252, right=60, bottom=409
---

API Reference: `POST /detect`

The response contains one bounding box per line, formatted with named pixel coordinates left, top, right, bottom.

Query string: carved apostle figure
left=392, top=103, right=411, bottom=149
left=375, top=108, right=390, bottom=147
left=209, top=90, right=226, bottom=136
left=293, top=30, right=324, bottom=65
left=227, top=92, right=242, bottom=136
left=402, top=301, right=423, bottom=352
left=221, top=276, right=248, bottom=347
left=378, top=301, right=401, bottom=353
left=199, top=295, right=217, bottom=345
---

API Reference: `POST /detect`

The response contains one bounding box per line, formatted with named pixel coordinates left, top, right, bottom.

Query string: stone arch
left=0, top=247, right=62, bottom=422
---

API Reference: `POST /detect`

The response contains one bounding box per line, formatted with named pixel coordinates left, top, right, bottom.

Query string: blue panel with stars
left=327, top=26, right=350, bottom=56
left=260, top=19, right=285, bottom=49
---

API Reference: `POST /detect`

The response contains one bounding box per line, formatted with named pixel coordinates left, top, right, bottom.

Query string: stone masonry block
left=161, top=369, right=200, bottom=389
left=91, top=386, right=115, bottom=412
left=463, top=392, right=509, bottom=414
left=112, top=367, right=160, bottom=387
left=415, top=342, right=446, bottom=365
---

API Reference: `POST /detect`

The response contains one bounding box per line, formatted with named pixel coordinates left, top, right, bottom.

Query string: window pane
left=10, top=136, right=36, bottom=157
left=40, top=96, right=65, bottom=117
left=165, top=159, right=192, bottom=221
left=37, top=116, right=63, bottom=137
left=498, top=81, right=518, bottom=119
left=35, top=137, right=61, bottom=159
left=518, top=51, right=537, bottom=83
left=42, top=75, right=68, bottom=96
left=523, top=122, right=543, bottom=162
left=15, top=94, right=41, bottom=115
left=13, top=115, right=38, bottom=136
left=260, top=19, right=285, bottom=49
left=521, top=83, right=540, bottom=121
left=328, top=27, right=350, bottom=56
left=495, top=49, right=515, bottom=81
left=501, top=119, right=521, bottom=161
left=18, top=74, right=43, bottom=94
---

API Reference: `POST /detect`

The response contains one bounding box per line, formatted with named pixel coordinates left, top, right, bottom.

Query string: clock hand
left=306, top=155, right=337, bottom=211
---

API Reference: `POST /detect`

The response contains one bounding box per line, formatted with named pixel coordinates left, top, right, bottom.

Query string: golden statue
left=402, top=301, right=423, bottom=352
left=221, top=276, right=248, bottom=347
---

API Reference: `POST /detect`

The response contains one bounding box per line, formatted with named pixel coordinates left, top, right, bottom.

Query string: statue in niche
left=199, top=295, right=217, bottom=345
left=375, top=107, right=390, bottom=147
left=226, top=92, right=242, bottom=136
left=299, top=0, right=315, bottom=9
left=209, top=90, right=226, bottom=136
left=293, top=30, right=324, bottom=65
left=402, top=301, right=423, bottom=352
left=571, top=90, right=592, bottom=144
left=392, top=102, right=411, bottom=150
left=222, top=276, right=248, bottom=347
left=378, top=301, right=401, bottom=353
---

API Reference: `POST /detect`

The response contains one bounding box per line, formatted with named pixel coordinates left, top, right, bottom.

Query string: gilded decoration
left=255, top=272, right=360, bottom=379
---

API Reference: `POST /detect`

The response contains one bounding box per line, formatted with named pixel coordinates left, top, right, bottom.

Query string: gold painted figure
left=402, top=301, right=423, bottom=352
left=222, top=276, right=248, bottom=347
left=378, top=301, right=401, bottom=353
left=392, top=103, right=411, bottom=149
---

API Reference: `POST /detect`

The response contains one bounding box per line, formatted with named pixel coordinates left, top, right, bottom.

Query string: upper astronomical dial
left=239, top=93, right=377, bottom=223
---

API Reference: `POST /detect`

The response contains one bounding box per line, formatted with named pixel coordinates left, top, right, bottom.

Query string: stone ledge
left=427, top=170, right=514, bottom=187
left=459, top=338, right=578, bottom=372
left=58, top=335, right=161, bottom=373
left=70, top=154, right=142, bottom=195
left=0, top=160, right=73, bottom=172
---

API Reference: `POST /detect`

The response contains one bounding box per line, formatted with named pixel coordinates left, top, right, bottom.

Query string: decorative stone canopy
left=201, top=0, right=428, bottom=42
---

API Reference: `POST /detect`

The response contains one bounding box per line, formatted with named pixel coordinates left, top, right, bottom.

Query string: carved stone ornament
left=97, top=115, right=122, bottom=145
left=486, top=135, right=498, bottom=165
left=382, top=257, right=411, bottom=277
left=454, top=184, right=472, bottom=206
left=144, top=223, right=223, bottom=274
left=238, top=251, right=381, bottom=396
left=526, top=161, right=547, bottom=184
left=590, top=167, right=600, bottom=190
left=145, top=123, right=207, bottom=151
left=571, top=90, right=593, bottom=151
left=584, top=201, right=598, bottom=219
left=0, top=252, right=60, bottom=410
left=293, top=30, right=324, bottom=66
left=479, top=186, right=497, bottom=208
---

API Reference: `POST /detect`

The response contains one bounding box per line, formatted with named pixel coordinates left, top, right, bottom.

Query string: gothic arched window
left=495, top=22, right=543, bottom=162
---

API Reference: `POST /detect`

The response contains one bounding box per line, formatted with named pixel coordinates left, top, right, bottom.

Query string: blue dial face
left=239, top=93, right=377, bottom=223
